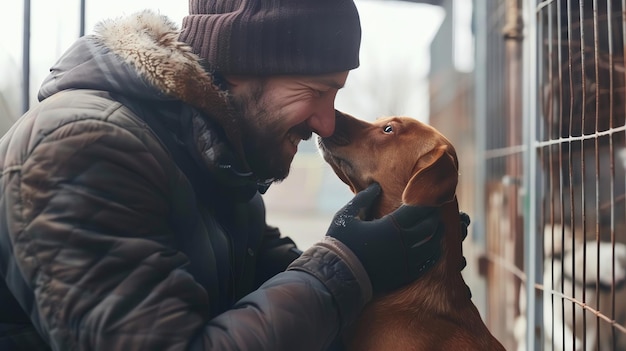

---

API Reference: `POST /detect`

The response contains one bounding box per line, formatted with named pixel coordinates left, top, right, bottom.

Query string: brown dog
left=318, top=111, right=505, bottom=351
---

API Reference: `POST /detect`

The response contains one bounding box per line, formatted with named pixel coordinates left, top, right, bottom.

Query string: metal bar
left=564, top=1, right=574, bottom=348
left=576, top=2, right=587, bottom=347
left=80, top=0, right=86, bottom=37
left=609, top=0, right=623, bottom=348
left=533, top=125, right=626, bottom=146
left=535, top=281, right=626, bottom=334
left=504, top=3, right=526, bottom=340
left=484, top=145, right=526, bottom=159
left=478, top=123, right=626, bottom=155
left=556, top=0, right=563, bottom=144
left=474, top=0, right=488, bottom=249
left=552, top=0, right=562, bottom=347
left=591, top=1, right=601, bottom=349
left=21, top=0, right=30, bottom=114
left=481, top=251, right=626, bottom=335
left=622, top=6, right=626, bottom=347
left=525, top=0, right=542, bottom=348
left=537, top=0, right=557, bottom=13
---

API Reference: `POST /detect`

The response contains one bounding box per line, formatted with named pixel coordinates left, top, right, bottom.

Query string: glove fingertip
left=460, top=211, right=471, bottom=225
left=391, top=205, right=439, bottom=227
left=363, top=182, right=382, bottom=196
left=351, top=182, right=382, bottom=206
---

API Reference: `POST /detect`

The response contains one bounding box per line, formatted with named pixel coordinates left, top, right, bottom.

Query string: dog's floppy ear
left=402, top=145, right=459, bottom=207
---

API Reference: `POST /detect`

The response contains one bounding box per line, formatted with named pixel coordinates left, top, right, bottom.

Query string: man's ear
left=401, top=145, right=459, bottom=207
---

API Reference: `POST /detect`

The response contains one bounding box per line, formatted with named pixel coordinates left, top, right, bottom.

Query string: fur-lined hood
left=38, top=10, right=260, bottom=187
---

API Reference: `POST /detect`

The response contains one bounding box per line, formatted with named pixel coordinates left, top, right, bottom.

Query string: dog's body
left=318, top=112, right=504, bottom=351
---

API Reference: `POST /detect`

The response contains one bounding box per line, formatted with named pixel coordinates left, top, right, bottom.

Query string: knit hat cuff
left=179, top=1, right=361, bottom=75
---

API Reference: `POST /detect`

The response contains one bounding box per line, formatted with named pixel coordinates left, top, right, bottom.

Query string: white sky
left=339, top=0, right=444, bottom=122
left=0, top=0, right=444, bottom=122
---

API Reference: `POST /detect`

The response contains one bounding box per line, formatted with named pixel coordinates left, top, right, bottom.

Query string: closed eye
left=383, top=125, right=393, bottom=134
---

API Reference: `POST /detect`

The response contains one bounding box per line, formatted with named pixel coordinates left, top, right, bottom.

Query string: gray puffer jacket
left=0, top=11, right=371, bottom=351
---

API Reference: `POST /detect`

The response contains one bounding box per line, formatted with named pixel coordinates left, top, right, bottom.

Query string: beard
left=229, top=83, right=312, bottom=182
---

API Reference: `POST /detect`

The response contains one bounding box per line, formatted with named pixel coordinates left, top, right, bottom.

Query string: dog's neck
left=373, top=197, right=471, bottom=315
left=375, top=193, right=405, bottom=220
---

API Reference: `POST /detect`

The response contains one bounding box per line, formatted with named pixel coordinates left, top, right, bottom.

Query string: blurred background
left=3, top=0, right=626, bottom=350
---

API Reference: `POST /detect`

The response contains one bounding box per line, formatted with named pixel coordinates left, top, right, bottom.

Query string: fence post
left=21, top=0, right=30, bottom=114
left=522, top=0, right=543, bottom=350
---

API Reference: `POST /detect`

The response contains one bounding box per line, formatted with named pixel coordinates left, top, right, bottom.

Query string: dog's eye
left=383, top=125, right=393, bottom=134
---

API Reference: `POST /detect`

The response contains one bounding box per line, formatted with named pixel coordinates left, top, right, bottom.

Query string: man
left=0, top=1, right=460, bottom=350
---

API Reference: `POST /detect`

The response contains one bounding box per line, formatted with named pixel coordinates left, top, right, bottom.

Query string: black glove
left=460, top=211, right=470, bottom=241
left=459, top=211, right=470, bottom=271
left=326, top=183, right=443, bottom=294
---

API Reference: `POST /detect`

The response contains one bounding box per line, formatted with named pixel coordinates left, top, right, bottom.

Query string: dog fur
left=318, top=111, right=505, bottom=351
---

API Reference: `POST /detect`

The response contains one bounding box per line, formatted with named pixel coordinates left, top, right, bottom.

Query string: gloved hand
left=459, top=211, right=471, bottom=298
left=326, top=183, right=443, bottom=294
left=460, top=211, right=470, bottom=241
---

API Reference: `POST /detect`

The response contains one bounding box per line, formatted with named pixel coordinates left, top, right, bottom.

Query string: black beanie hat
left=179, top=0, right=362, bottom=75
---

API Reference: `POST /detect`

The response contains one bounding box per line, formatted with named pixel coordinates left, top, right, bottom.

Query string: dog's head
left=318, top=111, right=459, bottom=218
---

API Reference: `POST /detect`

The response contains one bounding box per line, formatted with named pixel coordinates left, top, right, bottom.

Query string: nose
left=307, top=106, right=336, bottom=138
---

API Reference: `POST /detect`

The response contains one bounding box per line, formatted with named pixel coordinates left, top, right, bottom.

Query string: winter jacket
left=0, top=11, right=371, bottom=351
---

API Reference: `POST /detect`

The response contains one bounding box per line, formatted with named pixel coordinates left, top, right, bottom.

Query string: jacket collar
left=93, top=10, right=272, bottom=192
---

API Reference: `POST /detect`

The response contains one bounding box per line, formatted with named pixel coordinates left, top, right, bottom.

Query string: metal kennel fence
left=473, top=0, right=626, bottom=349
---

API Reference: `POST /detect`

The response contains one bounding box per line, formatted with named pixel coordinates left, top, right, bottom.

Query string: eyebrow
left=312, top=77, right=345, bottom=90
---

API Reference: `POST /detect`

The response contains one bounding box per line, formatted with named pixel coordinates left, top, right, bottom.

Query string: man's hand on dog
left=326, top=183, right=444, bottom=294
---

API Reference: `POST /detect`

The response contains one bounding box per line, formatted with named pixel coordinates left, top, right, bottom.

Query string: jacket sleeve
left=12, top=116, right=371, bottom=351
left=193, top=237, right=372, bottom=350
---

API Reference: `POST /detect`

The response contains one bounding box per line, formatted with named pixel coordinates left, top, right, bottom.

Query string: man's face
left=227, top=71, right=349, bottom=182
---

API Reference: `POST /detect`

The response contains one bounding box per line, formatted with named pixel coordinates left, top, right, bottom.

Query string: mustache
left=290, top=123, right=313, bottom=141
